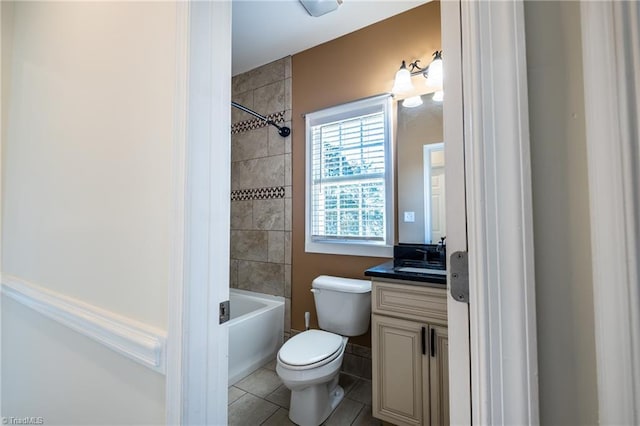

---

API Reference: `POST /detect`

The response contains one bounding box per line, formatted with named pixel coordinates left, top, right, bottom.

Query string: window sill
left=305, top=240, right=393, bottom=258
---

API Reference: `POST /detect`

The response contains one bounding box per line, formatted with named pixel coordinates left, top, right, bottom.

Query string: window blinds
left=310, top=111, right=387, bottom=241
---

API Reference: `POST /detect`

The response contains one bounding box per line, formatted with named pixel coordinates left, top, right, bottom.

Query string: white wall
left=2, top=2, right=177, bottom=423
left=2, top=297, right=165, bottom=425
left=525, top=2, right=598, bottom=425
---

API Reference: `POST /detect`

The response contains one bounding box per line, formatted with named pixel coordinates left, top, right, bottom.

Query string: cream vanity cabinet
left=371, top=278, right=449, bottom=426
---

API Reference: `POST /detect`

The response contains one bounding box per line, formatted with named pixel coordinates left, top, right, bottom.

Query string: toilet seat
left=278, top=330, right=344, bottom=370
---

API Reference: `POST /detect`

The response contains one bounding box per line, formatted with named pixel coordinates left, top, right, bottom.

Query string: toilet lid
left=279, top=330, right=343, bottom=367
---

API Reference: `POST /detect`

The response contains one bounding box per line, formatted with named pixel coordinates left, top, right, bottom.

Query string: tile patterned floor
left=228, top=359, right=382, bottom=426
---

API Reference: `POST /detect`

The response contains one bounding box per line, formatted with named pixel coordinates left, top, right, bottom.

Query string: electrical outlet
left=404, top=211, right=415, bottom=222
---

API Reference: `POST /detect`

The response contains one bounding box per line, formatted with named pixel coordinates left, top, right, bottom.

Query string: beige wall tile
left=267, top=125, right=286, bottom=156
left=230, top=230, right=268, bottom=262
left=237, top=260, right=285, bottom=296
left=284, top=121, right=292, bottom=154
left=230, top=259, right=239, bottom=289
left=284, top=264, right=291, bottom=298
left=233, top=156, right=285, bottom=190
left=284, top=153, right=291, bottom=186
left=254, top=198, right=285, bottom=230
left=284, top=56, right=292, bottom=79
left=284, top=198, right=291, bottom=231
left=232, top=127, right=268, bottom=162
left=231, top=200, right=253, bottom=230
left=284, top=297, right=291, bottom=333
left=254, top=80, right=285, bottom=116
left=268, top=231, right=285, bottom=263
left=284, top=77, right=292, bottom=111
left=284, top=231, right=291, bottom=265
left=231, top=90, right=254, bottom=123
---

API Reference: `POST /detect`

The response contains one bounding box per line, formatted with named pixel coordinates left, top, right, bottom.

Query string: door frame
left=580, top=2, right=640, bottom=424
left=169, top=0, right=541, bottom=424
left=166, top=1, right=232, bottom=425
left=444, top=0, right=539, bottom=424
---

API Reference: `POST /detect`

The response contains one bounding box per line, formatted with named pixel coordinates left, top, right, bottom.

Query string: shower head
left=278, top=126, right=291, bottom=137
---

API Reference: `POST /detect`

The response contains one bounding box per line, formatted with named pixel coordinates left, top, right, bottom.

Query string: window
left=305, top=95, right=394, bottom=257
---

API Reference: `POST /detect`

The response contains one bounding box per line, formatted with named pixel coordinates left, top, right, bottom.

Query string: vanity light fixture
left=392, top=61, right=414, bottom=94
left=402, top=95, right=423, bottom=108
left=392, top=50, right=444, bottom=103
left=299, top=0, right=342, bottom=17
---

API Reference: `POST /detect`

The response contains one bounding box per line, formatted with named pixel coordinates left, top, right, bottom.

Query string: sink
left=395, top=266, right=447, bottom=275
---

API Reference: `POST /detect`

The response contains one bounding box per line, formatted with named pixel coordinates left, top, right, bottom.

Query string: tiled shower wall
left=230, top=57, right=292, bottom=337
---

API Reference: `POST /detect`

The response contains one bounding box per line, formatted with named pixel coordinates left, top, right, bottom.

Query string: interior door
left=441, top=1, right=472, bottom=424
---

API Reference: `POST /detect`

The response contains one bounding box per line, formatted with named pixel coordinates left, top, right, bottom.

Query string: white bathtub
left=228, top=288, right=285, bottom=385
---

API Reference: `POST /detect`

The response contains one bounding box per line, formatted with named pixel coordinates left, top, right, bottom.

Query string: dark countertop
left=365, top=261, right=447, bottom=286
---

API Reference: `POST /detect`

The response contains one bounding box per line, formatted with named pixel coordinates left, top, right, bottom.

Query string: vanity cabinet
left=371, top=279, right=449, bottom=426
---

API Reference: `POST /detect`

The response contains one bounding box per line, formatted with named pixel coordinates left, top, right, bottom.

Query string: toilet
left=276, top=275, right=371, bottom=426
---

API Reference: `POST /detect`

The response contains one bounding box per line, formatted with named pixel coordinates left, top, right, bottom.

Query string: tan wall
left=525, top=1, right=598, bottom=424
left=291, top=1, right=441, bottom=347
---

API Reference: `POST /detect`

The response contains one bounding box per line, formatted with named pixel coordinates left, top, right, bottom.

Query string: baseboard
left=1, top=275, right=167, bottom=374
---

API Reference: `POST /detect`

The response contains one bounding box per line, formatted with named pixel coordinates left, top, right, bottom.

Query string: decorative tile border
left=231, top=186, right=285, bottom=201
left=231, top=111, right=286, bottom=134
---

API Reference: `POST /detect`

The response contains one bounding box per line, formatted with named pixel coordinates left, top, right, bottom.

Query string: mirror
left=396, top=94, right=444, bottom=244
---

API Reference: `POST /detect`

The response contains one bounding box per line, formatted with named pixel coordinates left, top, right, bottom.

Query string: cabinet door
left=428, top=325, right=449, bottom=426
left=372, top=314, right=428, bottom=426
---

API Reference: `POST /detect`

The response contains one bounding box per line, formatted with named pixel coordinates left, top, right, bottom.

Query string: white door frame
left=580, top=2, right=640, bottom=424
left=441, top=1, right=471, bottom=423
left=168, top=0, right=540, bottom=424
left=166, top=1, right=231, bottom=425
left=445, top=0, right=539, bottom=424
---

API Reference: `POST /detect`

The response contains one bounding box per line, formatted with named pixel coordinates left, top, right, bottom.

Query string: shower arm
left=231, top=101, right=291, bottom=137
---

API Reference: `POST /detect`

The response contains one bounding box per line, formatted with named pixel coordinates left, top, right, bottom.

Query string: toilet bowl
left=275, top=275, right=371, bottom=426
left=276, top=330, right=348, bottom=426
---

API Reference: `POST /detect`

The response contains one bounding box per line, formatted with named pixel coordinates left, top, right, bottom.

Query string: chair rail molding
left=461, top=0, right=540, bottom=424
left=1, top=275, right=167, bottom=374
left=581, top=2, right=640, bottom=424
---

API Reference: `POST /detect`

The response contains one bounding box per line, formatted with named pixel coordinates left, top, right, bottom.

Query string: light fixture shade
left=392, top=62, right=414, bottom=94
left=402, top=96, right=423, bottom=108
left=432, top=90, right=444, bottom=102
left=299, top=0, right=342, bottom=17
left=426, top=57, right=443, bottom=87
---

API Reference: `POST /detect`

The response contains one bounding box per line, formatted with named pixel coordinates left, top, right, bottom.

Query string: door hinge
left=450, top=251, right=469, bottom=303
left=219, top=300, right=230, bottom=324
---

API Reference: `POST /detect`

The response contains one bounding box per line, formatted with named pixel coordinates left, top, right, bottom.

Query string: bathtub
left=228, top=288, right=285, bottom=385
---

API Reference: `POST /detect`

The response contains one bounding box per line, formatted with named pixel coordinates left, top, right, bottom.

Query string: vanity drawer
left=372, top=280, right=447, bottom=325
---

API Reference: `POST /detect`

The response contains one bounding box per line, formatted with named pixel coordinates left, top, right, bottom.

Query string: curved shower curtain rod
left=231, top=101, right=291, bottom=137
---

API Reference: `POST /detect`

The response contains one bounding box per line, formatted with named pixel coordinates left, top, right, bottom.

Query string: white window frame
left=304, top=94, right=394, bottom=258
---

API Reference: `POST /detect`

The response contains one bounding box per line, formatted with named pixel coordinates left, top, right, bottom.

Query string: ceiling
left=232, top=0, right=429, bottom=75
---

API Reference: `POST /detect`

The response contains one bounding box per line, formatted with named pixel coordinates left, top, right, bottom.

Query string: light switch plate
left=404, top=211, right=415, bottom=222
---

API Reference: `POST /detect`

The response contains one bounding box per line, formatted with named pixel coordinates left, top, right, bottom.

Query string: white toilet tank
left=311, top=275, right=371, bottom=336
